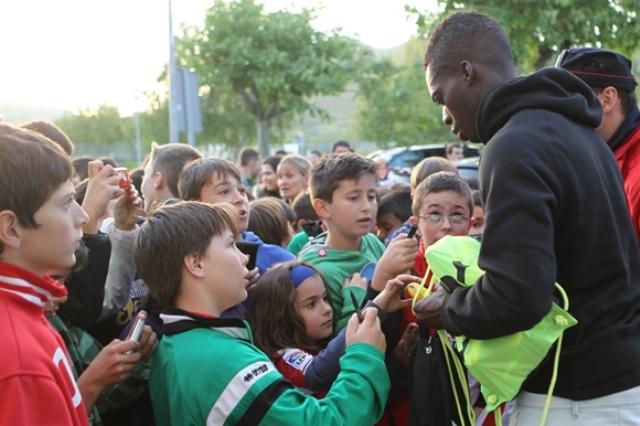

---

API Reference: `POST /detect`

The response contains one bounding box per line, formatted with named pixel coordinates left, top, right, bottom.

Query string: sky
left=1, top=0, right=435, bottom=116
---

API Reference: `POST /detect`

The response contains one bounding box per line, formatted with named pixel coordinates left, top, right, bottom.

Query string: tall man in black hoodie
left=414, top=11, right=640, bottom=424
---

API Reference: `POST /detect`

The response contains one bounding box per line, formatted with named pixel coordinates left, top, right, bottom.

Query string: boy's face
left=470, top=204, right=485, bottom=236
left=6, top=180, right=88, bottom=277
left=317, top=173, right=378, bottom=242
left=200, top=228, right=250, bottom=312
left=377, top=212, right=404, bottom=242
left=415, top=190, right=472, bottom=247
left=199, top=173, right=250, bottom=232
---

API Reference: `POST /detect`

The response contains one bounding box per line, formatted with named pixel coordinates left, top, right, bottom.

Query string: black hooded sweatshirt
left=441, top=67, right=640, bottom=400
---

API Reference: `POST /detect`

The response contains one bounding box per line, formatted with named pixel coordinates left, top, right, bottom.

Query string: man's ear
left=460, top=60, right=476, bottom=85
left=598, top=86, right=620, bottom=115
left=153, top=171, right=165, bottom=191
left=0, top=210, right=22, bottom=250
left=312, top=197, right=331, bottom=220
left=183, top=252, right=205, bottom=278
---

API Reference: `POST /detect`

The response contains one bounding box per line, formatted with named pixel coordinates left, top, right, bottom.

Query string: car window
left=388, top=150, right=423, bottom=169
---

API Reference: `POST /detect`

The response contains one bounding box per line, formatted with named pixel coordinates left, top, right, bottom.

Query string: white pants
left=510, top=386, right=640, bottom=426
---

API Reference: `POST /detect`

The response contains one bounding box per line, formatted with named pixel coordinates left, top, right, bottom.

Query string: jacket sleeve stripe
left=206, top=361, right=277, bottom=425
left=235, top=379, right=293, bottom=426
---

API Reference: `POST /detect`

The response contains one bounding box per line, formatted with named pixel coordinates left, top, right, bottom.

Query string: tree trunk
left=255, top=118, right=269, bottom=156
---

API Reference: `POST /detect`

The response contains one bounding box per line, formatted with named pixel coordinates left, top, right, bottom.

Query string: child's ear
left=312, top=198, right=330, bottom=220
left=0, top=210, right=22, bottom=250
left=183, top=252, right=206, bottom=278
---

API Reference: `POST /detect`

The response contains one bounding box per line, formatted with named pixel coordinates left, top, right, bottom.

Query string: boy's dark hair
left=424, top=11, right=514, bottom=74
left=410, top=157, right=458, bottom=190
left=179, top=158, right=241, bottom=201
left=239, top=147, right=260, bottom=167
left=134, top=201, right=238, bottom=307
left=472, top=189, right=482, bottom=207
left=148, top=142, right=202, bottom=198
left=412, top=171, right=473, bottom=216
left=96, top=156, right=118, bottom=168
left=378, top=188, right=412, bottom=222
left=446, top=143, right=463, bottom=155
left=248, top=260, right=331, bottom=355
left=331, top=140, right=353, bottom=153
left=248, top=197, right=290, bottom=246
left=0, top=124, right=73, bottom=254
left=310, top=153, right=377, bottom=202
left=21, top=120, right=74, bottom=155
left=263, top=155, right=281, bottom=172
left=72, top=156, right=94, bottom=181
left=292, top=192, right=319, bottom=222
left=130, top=168, right=144, bottom=195
left=74, top=179, right=89, bottom=205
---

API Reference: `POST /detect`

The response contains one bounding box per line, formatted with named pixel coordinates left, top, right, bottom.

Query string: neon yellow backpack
left=412, top=235, right=577, bottom=426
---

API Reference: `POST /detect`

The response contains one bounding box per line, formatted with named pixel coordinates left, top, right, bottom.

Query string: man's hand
left=82, top=161, right=123, bottom=234
left=373, top=274, right=420, bottom=312
left=113, top=186, right=143, bottom=231
left=395, top=322, right=419, bottom=365
left=371, top=234, right=418, bottom=291
left=345, top=308, right=386, bottom=353
left=413, top=285, right=448, bottom=329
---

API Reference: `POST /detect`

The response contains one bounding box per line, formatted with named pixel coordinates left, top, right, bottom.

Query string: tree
left=56, top=105, right=133, bottom=145
left=177, top=0, right=358, bottom=155
left=354, top=41, right=454, bottom=147
left=407, top=0, right=640, bottom=72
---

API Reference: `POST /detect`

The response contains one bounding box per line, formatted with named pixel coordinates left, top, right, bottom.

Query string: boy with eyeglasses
left=412, top=171, right=475, bottom=268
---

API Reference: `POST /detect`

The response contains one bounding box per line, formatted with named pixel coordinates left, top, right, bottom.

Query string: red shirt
left=0, top=262, right=88, bottom=425
left=615, top=126, right=640, bottom=242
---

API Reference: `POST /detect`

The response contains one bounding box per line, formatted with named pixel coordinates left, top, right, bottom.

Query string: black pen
left=350, top=291, right=364, bottom=322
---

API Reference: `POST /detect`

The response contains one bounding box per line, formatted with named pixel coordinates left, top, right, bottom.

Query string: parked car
left=456, top=157, right=480, bottom=189
left=367, top=143, right=481, bottom=183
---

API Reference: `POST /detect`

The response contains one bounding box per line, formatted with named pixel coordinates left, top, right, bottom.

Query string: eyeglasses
left=418, top=213, right=469, bottom=226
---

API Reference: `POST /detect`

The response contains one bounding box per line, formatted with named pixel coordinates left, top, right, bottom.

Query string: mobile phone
left=350, top=291, right=364, bottom=323
left=236, top=241, right=259, bottom=271
left=114, top=167, right=131, bottom=190
left=407, top=224, right=418, bottom=239
left=128, top=314, right=146, bottom=342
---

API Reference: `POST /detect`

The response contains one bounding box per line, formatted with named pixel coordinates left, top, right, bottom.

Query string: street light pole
left=168, top=0, right=178, bottom=142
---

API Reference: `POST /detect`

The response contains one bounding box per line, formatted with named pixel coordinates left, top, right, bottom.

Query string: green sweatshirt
left=150, top=310, right=389, bottom=426
left=286, top=230, right=311, bottom=256
left=298, top=232, right=385, bottom=330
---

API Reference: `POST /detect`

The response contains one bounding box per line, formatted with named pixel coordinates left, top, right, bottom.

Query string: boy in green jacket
left=135, top=201, right=390, bottom=425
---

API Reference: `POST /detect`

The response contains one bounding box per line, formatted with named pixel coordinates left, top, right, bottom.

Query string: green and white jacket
left=150, top=308, right=390, bottom=426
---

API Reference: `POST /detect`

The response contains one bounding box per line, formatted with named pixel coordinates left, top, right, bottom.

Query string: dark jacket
left=441, top=67, right=640, bottom=399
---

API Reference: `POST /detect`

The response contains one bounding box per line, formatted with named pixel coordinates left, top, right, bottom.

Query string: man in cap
left=557, top=48, right=640, bottom=240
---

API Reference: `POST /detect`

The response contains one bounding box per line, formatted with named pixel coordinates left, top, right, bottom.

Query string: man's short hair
left=412, top=171, right=473, bottom=216
left=248, top=197, right=290, bottom=246
left=424, top=11, right=514, bottom=74
left=331, top=140, right=353, bottom=153
left=378, top=188, right=412, bottom=222
left=292, top=192, right=319, bottom=222
left=410, top=157, right=458, bottom=190
left=148, top=143, right=202, bottom=198
left=310, top=153, right=377, bottom=202
left=179, top=158, right=242, bottom=201
left=239, top=148, right=260, bottom=167
left=134, top=201, right=238, bottom=307
left=0, top=124, right=73, bottom=253
left=21, top=120, right=74, bottom=156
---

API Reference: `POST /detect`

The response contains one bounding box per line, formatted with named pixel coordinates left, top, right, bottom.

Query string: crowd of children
left=1, top=115, right=497, bottom=425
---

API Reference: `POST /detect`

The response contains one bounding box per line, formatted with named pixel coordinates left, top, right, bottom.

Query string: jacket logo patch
left=243, top=363, right=270, bottom=382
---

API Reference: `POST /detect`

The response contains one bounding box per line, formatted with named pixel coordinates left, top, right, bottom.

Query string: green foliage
left=177, top=0, right=359, bottom=154
left=407, top=0, right=640, bottom=72
left=56, top=105, right=133, bottom=145
left=354, top=46, right=454, bottom=148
